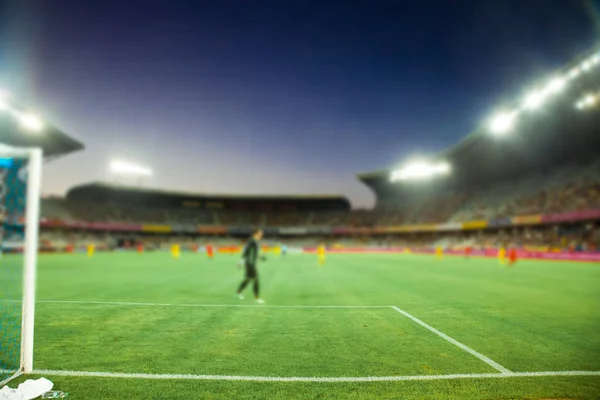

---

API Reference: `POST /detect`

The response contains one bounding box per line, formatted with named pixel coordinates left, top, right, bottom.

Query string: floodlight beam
left=547, top=76, right=567, bottom=94
left=489, top=111, right=517, bottom=135
left=18, top=113, right=44, bottom=132
left=523, top=90, right=546, bottom=110
left=390, top=161, right=451, bottom=182
left=109, top=160, right=153, bottom=177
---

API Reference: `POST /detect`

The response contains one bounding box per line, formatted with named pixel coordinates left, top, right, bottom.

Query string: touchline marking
left=31, top=370, right=600, bottom=383
left=27, top=300, right=390, bottom=309
left=391, top=306, right=511, bottom=374
left=0, top=370, right=22, bottom=387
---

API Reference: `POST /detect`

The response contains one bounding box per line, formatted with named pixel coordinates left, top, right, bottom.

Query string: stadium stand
left=40, top=183, right=351, bottom=228
left=39, top=157, right=600, bottom=229
left=34, top=49, right=600, bottom=254
left=358, top=46, right=600, bottom=229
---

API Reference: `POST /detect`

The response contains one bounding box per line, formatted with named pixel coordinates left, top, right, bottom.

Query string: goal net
left=0, top=146, right=42, bottom=386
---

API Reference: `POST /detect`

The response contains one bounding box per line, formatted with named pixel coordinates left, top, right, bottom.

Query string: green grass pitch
left=4, top=251, right=600, bottom=399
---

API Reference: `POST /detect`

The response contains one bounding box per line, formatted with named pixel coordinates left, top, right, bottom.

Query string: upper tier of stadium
left=42, top=182, right=353, bottom=228
left=66, top=182, right=351, bottom=213
left=41, top=154, right=600, bottom=228
left=359, top=46, right=600, bottom=210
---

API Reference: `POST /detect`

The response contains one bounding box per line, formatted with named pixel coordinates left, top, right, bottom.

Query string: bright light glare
left=0, top=91, right=48, bottom=133
left=110, top=160, right=153, bottom=177
left=581, top=60, right=593, bottom=71
left=547, top=76, right=567, bottom=94
left=18, top=113, right=44, bottom=132
left=568, top=67, right=581, bottom=80
left=0, top=90, right=8, bottom=110
left=523, top=90, right=546, bottom=110
left=575, top=94, right=596, bottom=110
left=489, top=111, right=517, bottom=135
left=390, top=161, right=451, bottom=181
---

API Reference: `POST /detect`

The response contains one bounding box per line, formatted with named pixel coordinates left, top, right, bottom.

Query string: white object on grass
left=0, top=377, right=53, bottom=400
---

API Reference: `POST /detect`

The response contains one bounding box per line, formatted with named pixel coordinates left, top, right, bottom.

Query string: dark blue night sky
left=1, top=0, right=598, bottom=207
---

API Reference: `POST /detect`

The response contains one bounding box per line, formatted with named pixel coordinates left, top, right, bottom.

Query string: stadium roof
left=358, top=45, right=600, bottom=199
left=66, top=182, right=351, bottom=212
left=0, top=96, right=84, bottom=158
left=68, top=181, right=347, bottom=200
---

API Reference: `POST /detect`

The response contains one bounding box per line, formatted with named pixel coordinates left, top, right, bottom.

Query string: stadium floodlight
left=581, top=60, right=593, bottom=71
left=568, top=67, right=581, bottom=80
left=390, top=161, right=451, bottom=181
left=583, top=94, right=595, bottom=105
left=575, top=94, right=596, bottom=110
left=489, top=110, right=517, bottom=135
left=109, top=160, right=153, bottom=177
left=522, top=89, right=546, bottom=110
left=546, top=76, right=567, bottom=94
left=18, top=113, right=44, bottom=132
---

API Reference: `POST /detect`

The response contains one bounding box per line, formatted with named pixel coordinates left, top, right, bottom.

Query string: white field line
left=0, top=370, right=22, bottom=387
left=31, top=369, right=600, bottom=382
left=391, top=306, right=511, bottom=374
left=16, top=300, right=390, bottom=309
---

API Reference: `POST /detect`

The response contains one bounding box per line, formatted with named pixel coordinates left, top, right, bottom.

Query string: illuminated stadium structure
left=36, top=48, right=600, bottom=252
left=359, top=46, right=600, bottom=229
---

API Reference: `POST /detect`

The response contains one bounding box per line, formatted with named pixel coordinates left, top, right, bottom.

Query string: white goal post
left=0, top=145, right=43, bottom=385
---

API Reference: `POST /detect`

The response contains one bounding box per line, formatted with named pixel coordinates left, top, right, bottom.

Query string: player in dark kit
left=236, top=229, right=266, bottom=304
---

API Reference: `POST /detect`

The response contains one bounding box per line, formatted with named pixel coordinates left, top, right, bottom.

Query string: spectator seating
left=40, top=159, right=600, bottom=228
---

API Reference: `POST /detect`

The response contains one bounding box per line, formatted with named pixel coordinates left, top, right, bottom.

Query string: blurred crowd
left=449, top=160, right=600, bottom=223
left=39, top=222, right=599, bottom=253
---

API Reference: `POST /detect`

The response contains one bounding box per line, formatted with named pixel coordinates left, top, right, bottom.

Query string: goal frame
left=0, top=145, right=43, bottom=384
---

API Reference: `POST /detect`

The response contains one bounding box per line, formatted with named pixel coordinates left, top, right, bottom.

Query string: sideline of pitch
left=28, top=369, right=600, bottom=383
left=24, top=299, right=391, bottom=309
left=0, top=370, right=22, bottom=388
